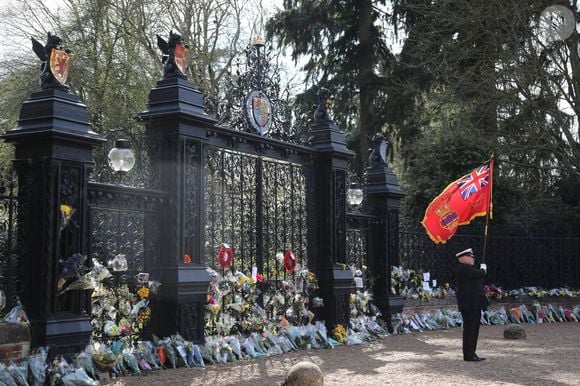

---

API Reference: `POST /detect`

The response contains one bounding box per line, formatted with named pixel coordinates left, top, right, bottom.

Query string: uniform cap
left=456, top=248, right=474, bottom=258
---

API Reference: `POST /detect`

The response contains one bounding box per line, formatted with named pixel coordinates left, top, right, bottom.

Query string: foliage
left=0, top=0, right=268, bottom=184
left=267, top=0, right=395, bottom=174
left=390, top=0, right=580, bottom=234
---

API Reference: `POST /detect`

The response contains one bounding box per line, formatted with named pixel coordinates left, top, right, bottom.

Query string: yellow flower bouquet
left=333, top=324, right=347, bottom=344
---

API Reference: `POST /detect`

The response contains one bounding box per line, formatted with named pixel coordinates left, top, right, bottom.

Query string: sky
left=0, top=0, right=287, bottom=52
left=0, top=0, right=309, bottom=88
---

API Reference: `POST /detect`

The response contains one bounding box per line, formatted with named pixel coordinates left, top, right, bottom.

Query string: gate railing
left=399, top=221, right=580, bottom=289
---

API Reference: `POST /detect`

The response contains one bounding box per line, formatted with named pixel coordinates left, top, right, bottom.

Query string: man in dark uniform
left=455, top=248, right=488, bottom=362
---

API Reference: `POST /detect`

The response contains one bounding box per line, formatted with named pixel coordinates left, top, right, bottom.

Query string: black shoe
left=464, top=356, right=486, bottom=362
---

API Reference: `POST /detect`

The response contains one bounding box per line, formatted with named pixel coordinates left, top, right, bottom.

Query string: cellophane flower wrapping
left=274, top=333, right=295, bottom=352
left=226, top=336, right=243, bottom=360
left=159, top=339, right=177, bottom=368
left=91, top=342, right=118, bottom=372
left=241, top=336, right=261, bottom=359
left=61, top=367, right=98, bottom=386
left=7, top=361, right=28, bottom=386
left=74, top=351, right=99, bottom=381
left=28, top=347, right=48, bottom=386
left=0, top=363, right=16, bottom=386
left=4, top=303, right=29, bottom=326
left=48, top=356, right=74, bottom=385
left=139, top=341, right=162, bottom=370
left=346, top=328, right=363, bottom=345
left=122, top=352, right=141, bottom=375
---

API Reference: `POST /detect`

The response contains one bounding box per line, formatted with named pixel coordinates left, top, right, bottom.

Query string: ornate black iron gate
left=205, top=147, right=311, bottom=280
left=346, top=212, right=374, bottom=271
left=1, top=32, right=406, bottom=351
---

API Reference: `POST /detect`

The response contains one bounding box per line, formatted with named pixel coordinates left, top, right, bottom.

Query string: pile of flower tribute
left=2, top=253, right=580, bottom=385
left=391, top=266, right=580, bottom=302
left=90, top=256, right=161, bottom=346
left=391, top=266, right=454, bottom=301
left=202, top=245, right=390, bottom=361
left=391, top=303, right=580, bottom=335
left=483, top=285, right=579, bottom=300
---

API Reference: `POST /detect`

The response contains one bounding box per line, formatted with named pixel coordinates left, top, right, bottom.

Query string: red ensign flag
left=421, top=159, right=494, bottom=244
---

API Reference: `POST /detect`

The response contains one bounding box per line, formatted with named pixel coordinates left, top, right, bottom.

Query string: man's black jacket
left=455, top=263, right=489, bottom=312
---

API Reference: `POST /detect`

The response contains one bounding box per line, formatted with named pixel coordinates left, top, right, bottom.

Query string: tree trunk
left=358, top=0, right=373, bottom=174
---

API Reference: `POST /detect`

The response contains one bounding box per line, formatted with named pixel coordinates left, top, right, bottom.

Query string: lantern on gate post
left=347, top=183, right=364, bottom=207
left=108, top=139, right=135, bottom=172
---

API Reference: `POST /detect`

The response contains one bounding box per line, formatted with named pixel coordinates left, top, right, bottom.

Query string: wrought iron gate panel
left=205, top=147, right=309, bottom=281
left=0, top=170, right=19, bottom=309
left=345, top=213, right=373, bottom=270
left=205, top=147, right=258, bottom=272
left=262, top=159, right=309, bottom=277
left=88, top=184, right=165, bottom=279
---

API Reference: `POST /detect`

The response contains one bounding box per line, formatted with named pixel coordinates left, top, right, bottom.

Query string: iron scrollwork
left=205, top=148, right=258, bottom=272
left=204, top=42, right=309, bottom=144
left=87, top=186, right=164, bottom=279
left=89, top=208, right=145, bottom=274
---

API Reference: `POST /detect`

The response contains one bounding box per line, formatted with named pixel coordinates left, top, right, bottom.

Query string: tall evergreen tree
left=266, top=0, right=394, bottom=174
left=388, top=0, right=580, bottom=233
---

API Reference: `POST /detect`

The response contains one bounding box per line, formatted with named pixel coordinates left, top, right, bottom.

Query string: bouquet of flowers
left=483, top=284, right=506, bottom=300
left=205, top=266, right=266, bottom=335
left=91, top=343, right=119, bottom=371
left=28, top=347, right=48, bottom=386
left=391, top=266, right=424, bottom=297
left=332, top=324, right=347, bottom=344
left=91, top=265, right=159, bottom=345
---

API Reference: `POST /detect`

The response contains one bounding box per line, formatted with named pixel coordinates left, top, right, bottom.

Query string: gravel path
left=105, top=323, right=580, bottom=385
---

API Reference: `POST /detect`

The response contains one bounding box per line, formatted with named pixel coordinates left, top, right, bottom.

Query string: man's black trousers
left=461, top=309, right=481, bottom=360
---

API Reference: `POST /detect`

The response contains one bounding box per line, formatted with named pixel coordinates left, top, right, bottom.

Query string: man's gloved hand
left=480, top=263, right=487, bottom=273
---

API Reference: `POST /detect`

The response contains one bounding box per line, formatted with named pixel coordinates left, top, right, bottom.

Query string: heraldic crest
left=157, top=31, right=189, bottom=80
left=31, top=32, right=71, bottom=91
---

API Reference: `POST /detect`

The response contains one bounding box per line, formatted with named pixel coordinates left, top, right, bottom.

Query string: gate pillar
left=138, top=77, right=216, bottom=342
left=365, top=135, right=405, bottom=330
left=309, top=88, right=355, bottom=330
left=1, top=88, right=104, bottom=353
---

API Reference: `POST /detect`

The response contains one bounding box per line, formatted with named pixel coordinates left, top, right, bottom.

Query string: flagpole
left=481, top=156, right=494, bottom=263
left=482, top=211, right=490, bottom=264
